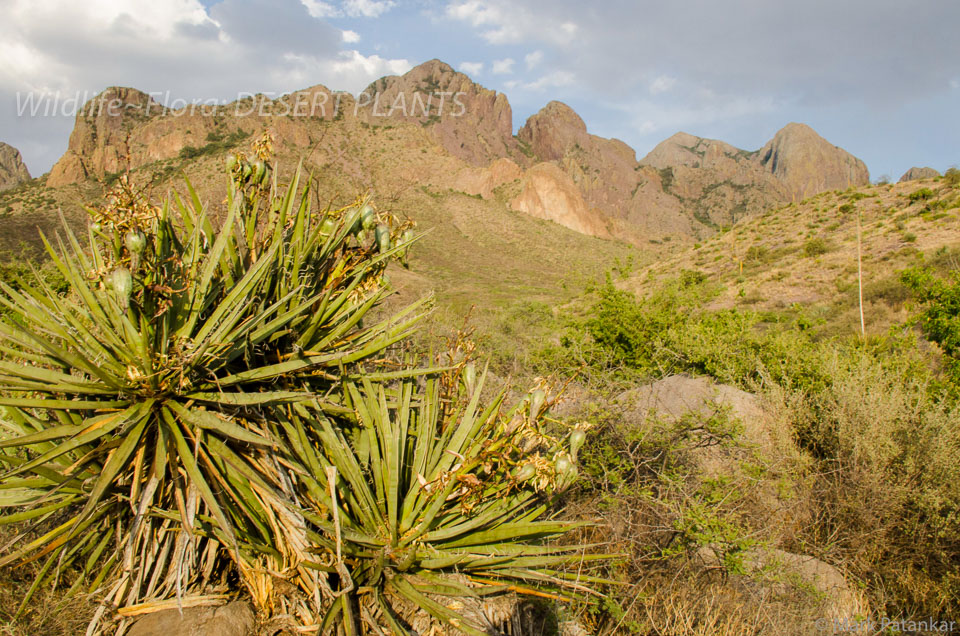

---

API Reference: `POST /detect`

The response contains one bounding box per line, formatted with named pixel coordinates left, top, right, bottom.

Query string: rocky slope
left=41, top=60, right=871, bottom=245
left=0, top=142, right=31, bottom=191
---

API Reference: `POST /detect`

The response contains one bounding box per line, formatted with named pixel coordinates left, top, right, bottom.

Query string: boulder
left=127, top=600, right=255, bottom=636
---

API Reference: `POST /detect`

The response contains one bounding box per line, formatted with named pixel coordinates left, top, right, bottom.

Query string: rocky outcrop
left=754, top=122, right=870, bottom=200
left=48, top=86, right=260, bottom=186
left=358, top=59, right=517, bottom=166
left=518, top=101, right=691, bottom=240
left=48, top=87, right=161, bottom=185
left=452, top=157, right=523, bottom=199
left=0, top=142, right=31, bottom=191
left=510, top=162, right=609, bottom=237
left=899, top=166, right=940, bottom=182
left=640, top=132, right=789, bottom=226
left=617, top=374, right=796, bottom=481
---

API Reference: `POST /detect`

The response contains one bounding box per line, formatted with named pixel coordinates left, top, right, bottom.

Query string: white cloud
left=459, top=61, right=484, bottom=76
left=445, top=1, right=502, bottom=26
left=622, top=94, right=779, bottom=138
left=649, top=75, right=677, bottom=95
left=342, top=29, right=361, bottom=43
left=343, top=0, right=395, bottom=17
left=523, top=70, right=575, bottom=91
left=492, top=58, right=514, bottom=74
left=300, top=0, right=338, bottom=17
left=445, top=1, right=575, bottom=45
left=524, top=50, right=543, bottom=70
left=300, top=0, right=394, bottom=18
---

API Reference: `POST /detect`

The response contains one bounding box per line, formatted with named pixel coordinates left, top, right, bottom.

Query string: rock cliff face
left=518, top=101, right=691, bottom=240
left=47, top=86, right=249, bottom=186
left=509, top=162, right=610, bottom=238
left=754, top=123, right=869, bottom=200
left=359, top=60, right=517, bottom=166
left=453, top=158, right=523, bottom=199
left=899, top=166, right=940, bottom=182
left=0, top=142, right=31, bottom=191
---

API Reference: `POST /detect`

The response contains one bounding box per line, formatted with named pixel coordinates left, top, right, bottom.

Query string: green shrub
left=909, top=187, right=935, bottom=202
left=901, top=266, right=960, bottom=382
left=944, top=167, right=960, bottom=187
left=802, top=238, right=831, bottom=257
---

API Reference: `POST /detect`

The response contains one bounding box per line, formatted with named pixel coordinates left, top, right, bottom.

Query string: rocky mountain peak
left=48, top=87, right=163, bottom=186
left=0, top=142, right=31, bottom=191
left=358, top=59, right=516, bottom=166
left=641, top=132, right=746, bottom=170
left=517, top=101, right=588, bottom=161
left=899, top=166, right=940, bottom=182
left=754, top=122, right=869, bottom=199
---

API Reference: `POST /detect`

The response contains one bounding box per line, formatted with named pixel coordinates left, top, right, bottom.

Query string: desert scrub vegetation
left=532, top=268, right=960, bottom=631
left=0, top=138, right=602, bottom=635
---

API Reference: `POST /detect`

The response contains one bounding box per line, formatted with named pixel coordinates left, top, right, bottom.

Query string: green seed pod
left=570, top=429, right=586, bottom=457
left=124, top=230, right=146, bottom=255
left=252, top=159, right=266, bottom=184
left=110, top=267, right=132, bottom=307
left=464, top=361, right=476, bottom=394
left=375, top=224, right=391, bottom=252
left=512, top=464, right=536, bottom=481
left=344, top=206, right=362, bottom=234
left=90, top=222, right=102, bottom=233
left=225, top=153, right=238, bottom=172
left=241, top=162, right=252, bottom=180
left=319, top=217, right=336, bottom=235
left=555, top=455, right=574, bottom=475
left=401, top=228, right=414, bottom=245
left=360, top=203, right=376, bottom=230
left=529, top=389, right=546, bottom=420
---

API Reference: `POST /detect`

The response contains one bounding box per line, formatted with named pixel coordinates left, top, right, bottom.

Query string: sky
left=1, top=0, right=958, bottom=181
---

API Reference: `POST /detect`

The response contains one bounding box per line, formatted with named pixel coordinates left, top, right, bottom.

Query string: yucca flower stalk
left=0, top=148, right=426, bottom=631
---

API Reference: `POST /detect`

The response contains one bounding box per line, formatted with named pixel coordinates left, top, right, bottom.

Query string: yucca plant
left=0, top=139, right=427, bottom=631
left=274, top=350, right=604, bottom=635
left=1, top=138, right=606, bottom=635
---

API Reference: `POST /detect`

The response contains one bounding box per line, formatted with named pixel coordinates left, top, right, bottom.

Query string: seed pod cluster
left=227, top=153, right=270, bottom=186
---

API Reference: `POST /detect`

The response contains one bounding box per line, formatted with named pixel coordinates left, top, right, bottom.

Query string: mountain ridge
left=41, top=59, right=869, bottom=243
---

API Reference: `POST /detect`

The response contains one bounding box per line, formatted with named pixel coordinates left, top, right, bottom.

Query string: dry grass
left=628, top=178, right=960, bottom=337
left=0, top=527, right=95, bottom=635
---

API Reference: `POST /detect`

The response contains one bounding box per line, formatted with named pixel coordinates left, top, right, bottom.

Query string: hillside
left=626, top=174, right=960, bottom=339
